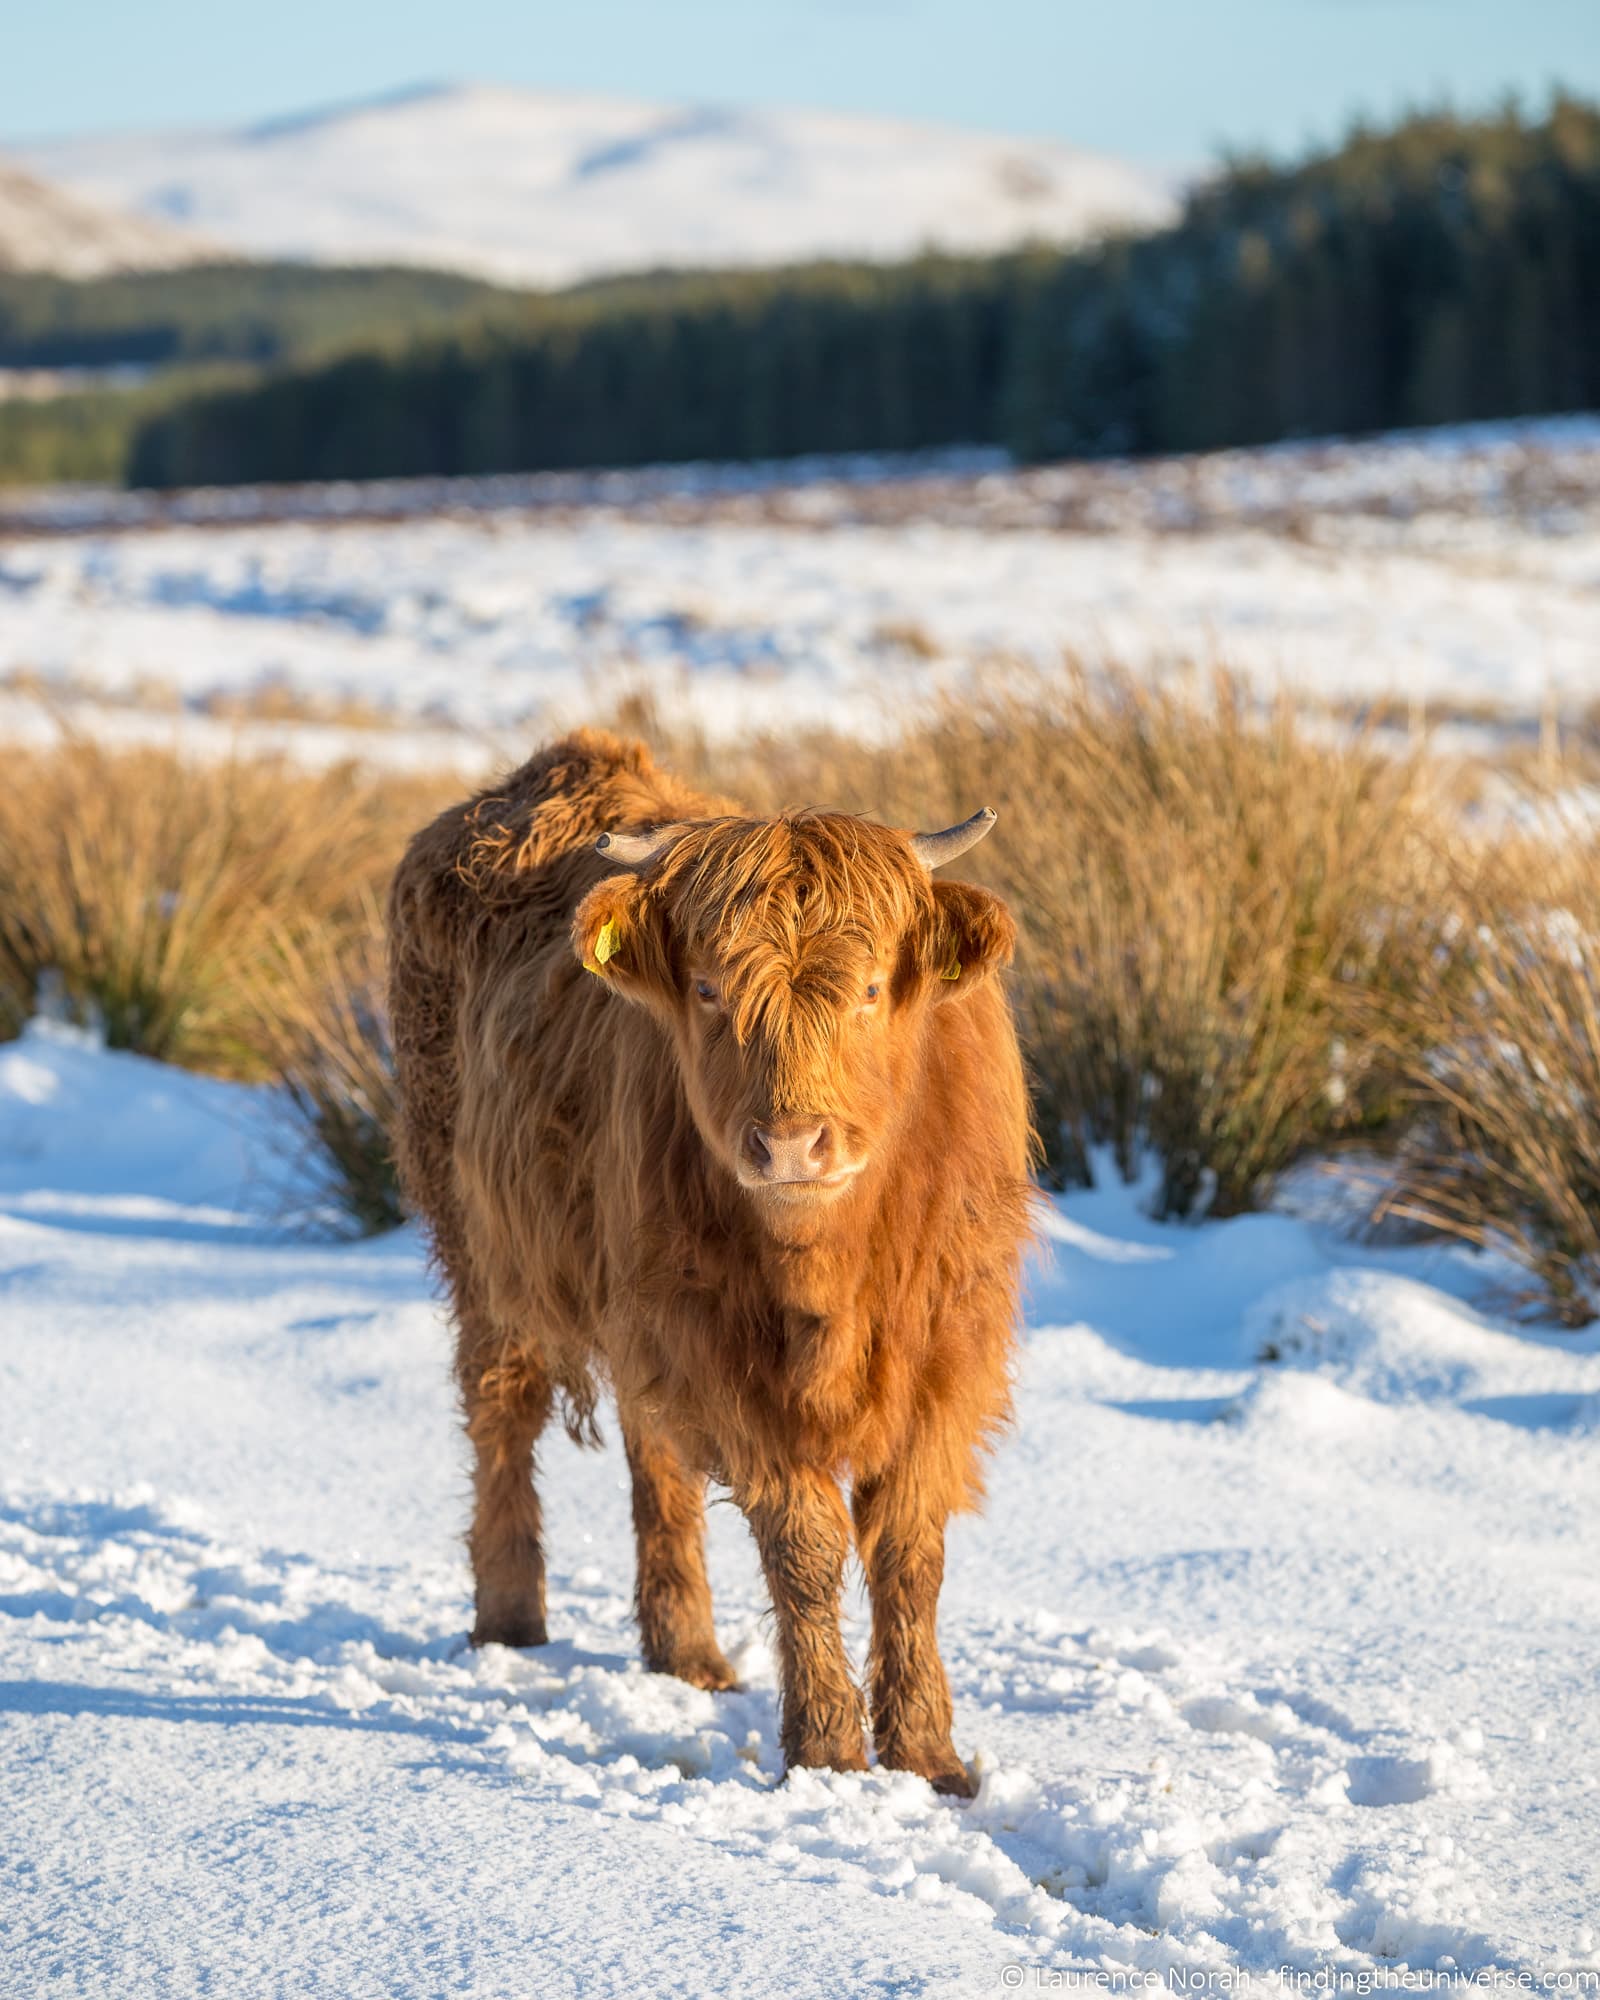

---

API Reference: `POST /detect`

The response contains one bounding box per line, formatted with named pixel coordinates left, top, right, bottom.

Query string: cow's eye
left=694, top=979, right=718, bottom=1004
left=863, top=983, right=881, bottom=1005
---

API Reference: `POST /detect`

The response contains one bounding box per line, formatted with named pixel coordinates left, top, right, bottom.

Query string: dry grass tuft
left=1376, top=833, right=1600, bottom=1324
left=0, top=735, right=450, bottom=1071
left=248, top=901, right=403, bottom=1237
left=868, top=619, right=944, bottom=661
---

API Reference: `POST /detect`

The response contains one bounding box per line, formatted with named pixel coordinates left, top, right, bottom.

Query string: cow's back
left=387, top=730, right=731, bottom=1361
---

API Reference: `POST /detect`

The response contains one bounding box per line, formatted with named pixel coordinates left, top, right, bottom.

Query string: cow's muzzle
left=738, top=1118, right=861, bottom=1193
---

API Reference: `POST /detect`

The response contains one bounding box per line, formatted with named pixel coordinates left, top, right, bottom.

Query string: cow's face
left=574, top=813, right=1013, bottom=1229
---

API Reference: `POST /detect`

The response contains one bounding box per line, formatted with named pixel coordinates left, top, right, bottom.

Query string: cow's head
left=573, top=809, right=1013, bottom=1229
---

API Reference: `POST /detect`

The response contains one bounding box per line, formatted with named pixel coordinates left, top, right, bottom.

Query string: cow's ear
left=923, top=879, right=1016, bottom=1002
left=572, top=875, right=675, bottom=1007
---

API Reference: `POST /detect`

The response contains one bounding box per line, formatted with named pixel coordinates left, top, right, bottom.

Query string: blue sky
left=5, top=0, right=1597, bottom=164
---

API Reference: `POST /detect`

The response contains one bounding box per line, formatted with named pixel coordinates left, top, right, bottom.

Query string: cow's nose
left=744, top=1120, right=832, bottom=1183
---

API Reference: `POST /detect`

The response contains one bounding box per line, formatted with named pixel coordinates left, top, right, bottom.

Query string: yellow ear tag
left=592, top=917, right=620, bottom=970
left=941, top=951, right=962, bottom=982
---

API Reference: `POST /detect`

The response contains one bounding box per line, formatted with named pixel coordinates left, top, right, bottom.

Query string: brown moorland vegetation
left=1, top=681, right=1596, bottom=1319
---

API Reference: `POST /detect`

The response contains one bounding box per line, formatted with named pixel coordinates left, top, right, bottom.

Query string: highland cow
left=387, top=730, right=1034, bottom=1793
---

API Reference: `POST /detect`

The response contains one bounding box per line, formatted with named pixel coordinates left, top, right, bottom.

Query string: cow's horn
left=595, top=824, right=684, bottom=868
left=911, top=808, right=997, bottom=869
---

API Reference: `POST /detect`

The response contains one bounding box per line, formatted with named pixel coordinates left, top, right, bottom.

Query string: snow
left=4, top=413, right=1600, bottom=1985
left=0, top=160, right=210, bottom=278
left=2, top=419, right=1596, bottom=767
left=20, top=83, right=1176, bottom=288
left=4, top=1021, right=1599, bottom=1991
left=0, top=1021, right=288, bottom=1227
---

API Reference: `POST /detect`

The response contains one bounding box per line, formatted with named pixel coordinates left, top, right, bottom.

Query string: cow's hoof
left=471, top=1607, right=549, bottom=1649
left=783, top=1736, right=870, bottom=1778
left=667, top=1647, right=739, bottom=1692
left=881, top=1741, right=976, bottom=1798
left=929, top=1761, right=977, bottom=1800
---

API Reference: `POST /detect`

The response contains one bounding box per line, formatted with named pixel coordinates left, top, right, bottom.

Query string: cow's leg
left=622, top=1414, right=736, bottom=1692
left=852, top=1474, right=971, bottom=1796
left=461, top=1346, right=553, bottom=1648
left=744, top=1474, right=867, bottom=1775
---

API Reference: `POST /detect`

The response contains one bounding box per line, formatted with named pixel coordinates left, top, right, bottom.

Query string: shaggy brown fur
left=388, top=730, right=1035, bottom=1793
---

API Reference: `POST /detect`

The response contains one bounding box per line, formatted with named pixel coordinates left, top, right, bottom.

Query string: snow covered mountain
left=0, top=159, right=213, bottom=277
left=21, top=83, right=1177, bottom=288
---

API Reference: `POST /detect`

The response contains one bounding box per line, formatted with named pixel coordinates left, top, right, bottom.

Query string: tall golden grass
left=1, top=692, right=1597, bottom=1323
left=0, top=737, right=449, bottom=1238
left=0, top=737, right=450, bottom=1073
left=1375, top=836, right=1600, bottom=1324
left=244, top=897, right=403, bottom=1236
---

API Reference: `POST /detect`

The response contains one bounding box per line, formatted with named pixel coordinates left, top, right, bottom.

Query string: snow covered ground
left=3, top=416, right=1599, bottom=1988
left=4, top=1021, right=1599, bottom=1994
left=2, top=420, right=1596, bottom=768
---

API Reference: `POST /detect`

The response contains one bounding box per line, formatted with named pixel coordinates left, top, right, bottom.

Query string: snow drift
left=3, top=1020, right=1598, bottom=1989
